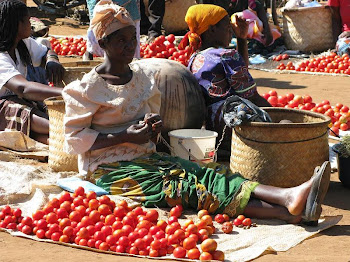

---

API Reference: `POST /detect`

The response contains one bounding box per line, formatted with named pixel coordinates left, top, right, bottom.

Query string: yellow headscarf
left=179, top=4, right=228, bottom=55
left=90, top=0, right=135, bottom=40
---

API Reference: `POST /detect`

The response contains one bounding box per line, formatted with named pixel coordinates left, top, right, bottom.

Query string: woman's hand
left=46, top=60, right=65, bottom=85
left=231, top=15, right=249, bottom=40
left=144, top=113, right=163, bottom=134
left=126, top=122, right=154, bottom=144
left=339, top=31, right=350, bottom=39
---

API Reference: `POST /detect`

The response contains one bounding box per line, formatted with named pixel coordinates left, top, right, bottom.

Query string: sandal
left=302, top=161, right=331, bottom=226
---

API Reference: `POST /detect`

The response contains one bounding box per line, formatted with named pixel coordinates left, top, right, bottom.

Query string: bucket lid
left=168, top=129, right=218, bottom=139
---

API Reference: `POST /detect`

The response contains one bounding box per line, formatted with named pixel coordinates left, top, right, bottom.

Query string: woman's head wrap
left=90, top=0, right=135, bottom=41
left=178, top=4, right=228, bottom=56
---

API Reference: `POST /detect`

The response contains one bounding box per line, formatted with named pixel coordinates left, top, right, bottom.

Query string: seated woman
left=328, top=0, right=350, bottom=56
left=179, top=4, right=270, bottom=153
left=0, top=0, right=63, bottom=144
left=63, top=0, right=330, bottom=226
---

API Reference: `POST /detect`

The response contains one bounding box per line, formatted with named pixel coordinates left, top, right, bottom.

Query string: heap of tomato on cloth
left=0, top=187, right=257, bottom=261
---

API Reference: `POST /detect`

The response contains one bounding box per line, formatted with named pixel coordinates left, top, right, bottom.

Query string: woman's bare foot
left=285, top=176, right=314, bottom=216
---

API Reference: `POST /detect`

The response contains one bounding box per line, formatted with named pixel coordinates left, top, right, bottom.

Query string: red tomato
left=341, top=106, right=349, bottom=113
left=277, top=95, right=288, bottom=105
left=242, top=218, right=252, bottom=226
left=166, top=34, right=175, bottom=43
left=222, top=221, right=233, bottom=233
left=212, top=250, right=225, bottom=261
left=282, top=54, right=289, bottom=60
left=36, top=229, right=46, bottom=239
left=99, top=242, right=110, bottom=251
left=200, top=252, right=213, bottom=261
left=275, top=55, right=282, bottom=61
left=170, top=206, right=182, bottom=218
left=145, top=209, right=158, bottom=222
left=69, top=211, right=82, bottom=222
left=173, top=246, right=186, bottom=258
left=214, top=214, right=225, bottom=224
left=340, top=123, right=349, bottom=131
left=183, top=236, right=197, bottom=250
left=233, top=218, right=242, bottom=226
left=267, top=96, right=278, bottom=106
left=187, top=248, right=201, bottom=259
left=200, top=238, right=217, bottom=252
left=286, top=93, right=295, bottom=101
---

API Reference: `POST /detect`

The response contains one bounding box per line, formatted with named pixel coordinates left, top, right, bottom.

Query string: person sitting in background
left=0, top=0, right=63, bottom=144
left=179, top=4, right=270, bottom=154
left=198, top=0, right=274, bottom=46
left=27, top=17, right=52, bottom=84
left=86, top=0, right=141, bottom=59
left=328, top=0, right=350, bottom=56
left=63, top=0, right=331, bottom=226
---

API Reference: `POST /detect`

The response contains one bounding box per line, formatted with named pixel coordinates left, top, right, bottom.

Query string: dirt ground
left=0, top=1, right=349, bottom=261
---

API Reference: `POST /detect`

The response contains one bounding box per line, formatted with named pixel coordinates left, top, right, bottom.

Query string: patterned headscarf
left=179, top=4, right=228, bottom=56
left=90, top=0, right=135, bottom=40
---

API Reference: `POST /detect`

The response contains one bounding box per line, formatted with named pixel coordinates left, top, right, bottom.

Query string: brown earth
left=0, top=1, right=349, bottom=261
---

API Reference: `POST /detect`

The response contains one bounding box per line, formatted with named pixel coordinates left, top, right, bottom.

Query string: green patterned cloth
left=94, top=153, right=258, bottom=216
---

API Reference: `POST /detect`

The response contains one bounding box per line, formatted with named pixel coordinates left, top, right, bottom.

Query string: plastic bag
left=57, top=177, right=108, bottom=196
left=222, top=95, right=272, bottom=127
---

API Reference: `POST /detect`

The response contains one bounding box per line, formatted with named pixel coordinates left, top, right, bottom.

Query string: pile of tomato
left=49, top=36, right=87, bottom=56
left=275, top=52, right=350, bottom=75
left=0, top=187, right=248, bottom=260
left=140, top=34, right=191, bottom=66
left=262, top=90, right=350, bottom=134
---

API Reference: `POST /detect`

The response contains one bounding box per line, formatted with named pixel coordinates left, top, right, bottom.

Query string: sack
left=222, top=95, right=272, bottom=127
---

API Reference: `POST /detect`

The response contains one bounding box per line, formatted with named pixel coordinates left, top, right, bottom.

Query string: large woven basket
left=230, top=108, right=331, bottom=188
left=44, top=96, right=78, bottom=172
left=282, top=6, right=334, bottom=52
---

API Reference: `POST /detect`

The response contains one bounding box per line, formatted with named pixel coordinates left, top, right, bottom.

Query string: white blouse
left=63, top=62, right=161, bottom=175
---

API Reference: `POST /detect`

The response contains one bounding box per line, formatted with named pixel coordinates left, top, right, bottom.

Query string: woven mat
left=0, top=159, right=342, bottom=262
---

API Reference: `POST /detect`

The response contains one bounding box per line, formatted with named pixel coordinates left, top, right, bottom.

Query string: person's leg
left=30, top=113, right=49, bottom=144
left=140, top=0, right=151, bottom=35
left=251, top=179, right=313, bottom=216
left=134, top=20, right=141, bottom=59
left=247, top=161, right=331, bottom=223
left=244, top=198, right=301, bottom=224
left=147, top=0, right=165, bottom=38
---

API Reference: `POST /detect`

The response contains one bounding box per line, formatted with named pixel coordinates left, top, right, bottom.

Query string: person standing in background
left=140, top=0, right=165, bottom=43
left=27, top=17, right=51, bottom=84
left=328, top=0, right=350, bottom=56
left=86, top=0, right=141, bottom=58
left=198, top=0, right=273, bottom=47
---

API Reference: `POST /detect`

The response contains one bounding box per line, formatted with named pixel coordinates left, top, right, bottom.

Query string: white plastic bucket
left=168, top=129, right=218, bottom=163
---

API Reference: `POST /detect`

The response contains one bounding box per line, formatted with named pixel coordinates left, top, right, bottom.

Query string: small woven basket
left=230, top=108, right=331, bottom=188
left=44, top=96, right=78, bottom=172
left=282, top=6, right=334, bottom=52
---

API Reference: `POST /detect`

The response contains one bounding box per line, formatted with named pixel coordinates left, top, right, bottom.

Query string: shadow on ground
left=320, top=224, right=350, bottom=236
left=254, top=77, right=306, bottom=90
left=323, top=180, right=350, bottom=211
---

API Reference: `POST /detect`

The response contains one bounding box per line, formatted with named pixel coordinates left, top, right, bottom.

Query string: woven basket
left=44, top=96, right=78, bottom=172
left=230, top=108, right=331, bottom=188
left=282, top=6, right=334, bottom=52
left=59, top=60, right=101, bottom=87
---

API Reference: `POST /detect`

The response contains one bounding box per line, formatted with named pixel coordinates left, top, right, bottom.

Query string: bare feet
left=285, top=175, right=314, bottom=216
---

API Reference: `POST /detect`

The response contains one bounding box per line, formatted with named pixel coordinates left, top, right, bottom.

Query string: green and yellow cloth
left=94, top=153, right=258, bottom=216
